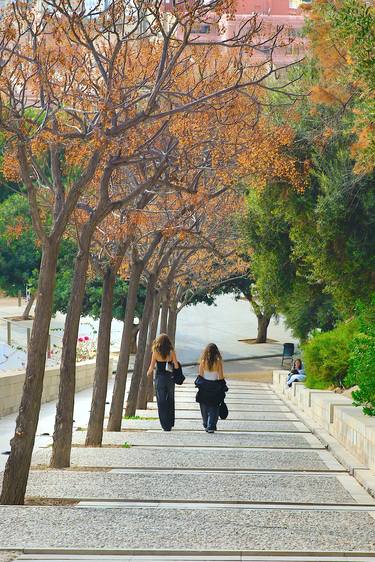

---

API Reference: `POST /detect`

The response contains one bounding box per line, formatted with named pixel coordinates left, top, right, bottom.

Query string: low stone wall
left=273, top=370, right=375, bottom=472
left=0, top=359, right=111, bottom=418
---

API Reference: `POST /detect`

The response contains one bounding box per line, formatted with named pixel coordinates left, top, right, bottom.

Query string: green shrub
left=345, top=297, right=375, bottom=416
left=302, top=320, right=358, bottom=389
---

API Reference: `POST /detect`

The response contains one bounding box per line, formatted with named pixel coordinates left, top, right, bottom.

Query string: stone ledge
left=0, top=359, right=112, bottom=418
left=310, top=393, right=353, bottom=430
left=273, top=370, right=375, bottom=497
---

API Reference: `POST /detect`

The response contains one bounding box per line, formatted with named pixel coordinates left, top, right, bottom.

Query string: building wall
left=183, top=0, right=308, bottom=64
left=235, top=0, right=302, bottom=15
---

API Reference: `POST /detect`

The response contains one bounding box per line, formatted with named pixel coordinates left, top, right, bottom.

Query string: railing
left=0, top=317, right=64, bottom=368
left=0, top=316, right=99, bottom=370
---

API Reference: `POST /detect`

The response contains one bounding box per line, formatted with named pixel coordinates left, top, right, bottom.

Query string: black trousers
left=155, top=373, right=175, bottom=430
left=200, top=402, right=219, bottom=430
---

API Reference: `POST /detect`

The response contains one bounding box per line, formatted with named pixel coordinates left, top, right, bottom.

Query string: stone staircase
left=2, top=379, right=374, bottom=561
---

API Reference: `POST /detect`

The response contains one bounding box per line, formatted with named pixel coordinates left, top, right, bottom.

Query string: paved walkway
left=1, top=377, right=375, bottom=561
left=0, top=294, right=297, bottom=371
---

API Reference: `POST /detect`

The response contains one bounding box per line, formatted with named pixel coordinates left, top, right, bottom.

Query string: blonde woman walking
left=195, top=343, right=227, bottom=433
left=147, top=334, right=179, bottom=431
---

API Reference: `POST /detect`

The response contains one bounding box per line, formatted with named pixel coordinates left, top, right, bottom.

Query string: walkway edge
left=274, top=387, right=375, bottom=500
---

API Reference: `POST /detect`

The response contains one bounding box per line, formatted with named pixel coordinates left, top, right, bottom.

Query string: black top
left=156, top=360, right=173, bottom=375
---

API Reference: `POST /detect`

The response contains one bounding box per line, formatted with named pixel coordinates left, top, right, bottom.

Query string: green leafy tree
left=289, top=141, right=375, bottom=315
left=53, top=267, right=146, bottom=323
left=0, top=194, right=40, bottom=296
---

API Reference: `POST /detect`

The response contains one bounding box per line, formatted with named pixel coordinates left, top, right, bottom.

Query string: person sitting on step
left=287, top=358, right=306, bottom=388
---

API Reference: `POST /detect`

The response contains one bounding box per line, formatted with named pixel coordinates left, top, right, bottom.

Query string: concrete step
left=16, top=551, right=375, bottom=561
left=75, top=499, right=375, bottom=512
left=33, top=445, right=344, bottom=472
left=136, top=410, right=298, bottom=421
left=72, top=430, right=324, bottom=449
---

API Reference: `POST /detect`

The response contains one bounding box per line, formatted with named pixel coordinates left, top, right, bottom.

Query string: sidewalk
left=0, top=294, right=298, bottom=371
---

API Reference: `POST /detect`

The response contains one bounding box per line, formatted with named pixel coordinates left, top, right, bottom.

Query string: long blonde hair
left=201, top=343, right=222, bottom=371
left=152, top=333, right=174, bottom=359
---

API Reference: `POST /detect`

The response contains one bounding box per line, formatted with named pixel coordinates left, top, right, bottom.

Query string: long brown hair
left=201, top=343, right=222, bottom=371
left=152, top=333, right=174, bottom=360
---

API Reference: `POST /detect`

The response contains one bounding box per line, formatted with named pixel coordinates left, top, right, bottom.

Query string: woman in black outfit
left=147, top=334, right=179, bottom=431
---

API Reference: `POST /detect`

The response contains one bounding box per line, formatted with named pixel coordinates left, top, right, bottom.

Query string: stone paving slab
left=175, top=392, right=279, bottom=400
left=73, top=430, right=323, bottom=449
left=12, top=549, right=375, bottom=562
left=0, top=506, right=374, bottom=551
left=175, top=388, right=275, bottom=395
left=136, top=410, right=298, bottom=421
left=32, top=447, right=343, bottom=471
left=25, top=470, right=365, bottom=505
left=119, top=419, right=309, bottom=432
left=148, top=403, right=290, bottom=412
left=174, top=394, right=277, bottom=400
left=176, top=384, right=272, bottom=388
left=177, top=385, right=273, bottom=390
left=177, top=390, right=276, bottom=395
left=174, top=396, right=284, bottom=404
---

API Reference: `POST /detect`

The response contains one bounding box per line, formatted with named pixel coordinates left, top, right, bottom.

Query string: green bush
left=302, top=320, right=358, bottom=389
left=345, top=297, right=375, bottom=416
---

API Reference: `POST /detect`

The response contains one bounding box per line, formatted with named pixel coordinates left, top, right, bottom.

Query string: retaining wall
left=0, top=359, right=111, bottom=417
left=273, top=370, right=375, bottom=471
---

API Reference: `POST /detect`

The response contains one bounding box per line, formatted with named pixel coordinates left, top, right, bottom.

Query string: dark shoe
left=206, top=429, right=214, bottom=433
left=163, top=428, right=172, bottom=432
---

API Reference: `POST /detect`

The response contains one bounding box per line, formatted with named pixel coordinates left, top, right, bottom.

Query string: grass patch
left=25, top=497, right=79, bottom=506
left=30, top=464, right=111, bottom=472
left=122, top=442, right=132, bottom=448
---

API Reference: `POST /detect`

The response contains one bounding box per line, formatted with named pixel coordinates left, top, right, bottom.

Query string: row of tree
left=0, top=0, right=301, bottom=504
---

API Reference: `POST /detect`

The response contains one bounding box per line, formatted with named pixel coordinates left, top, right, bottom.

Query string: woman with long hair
left=196, top=343, right=227, bottom=433
left=287, top=358, right=306, bottom=388
left=147, top=333, right=179, bottom=431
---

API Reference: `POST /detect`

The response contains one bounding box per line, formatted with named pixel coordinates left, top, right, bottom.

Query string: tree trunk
left=130, top=324, right=139, bottom=354
left=167, top=302, right=178, bottom=346
left=107, top=262, right=143, bottom=431
left=0, top=242, right=59, bottom=504
left=256, top=314, right=271, bottom=344
left=125, top=275, right=155, bottom=417
left=85, top=269, right=116, bottom=447
left=50, top=235, right=91, bottom=468
left=137, top=290, right=161, bottom=410
left=22, top=292, right=36, bottom=320
left=159, top=295, right=168, bottom=334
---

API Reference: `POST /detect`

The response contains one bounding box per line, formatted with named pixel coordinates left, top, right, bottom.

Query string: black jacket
left=195, top=376, right=228, bottom=407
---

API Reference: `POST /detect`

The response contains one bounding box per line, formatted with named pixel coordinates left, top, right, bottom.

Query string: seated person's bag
left=173, top=362, right=185, bottom=385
